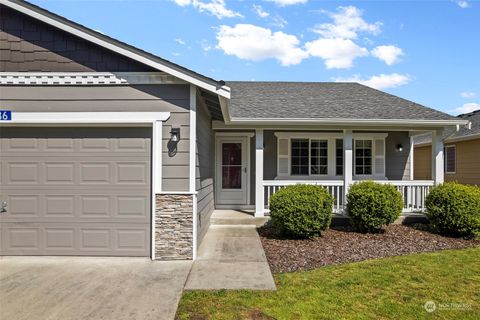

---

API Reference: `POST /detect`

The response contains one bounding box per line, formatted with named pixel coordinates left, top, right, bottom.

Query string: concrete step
left=210, top=210, right=269, bottom=227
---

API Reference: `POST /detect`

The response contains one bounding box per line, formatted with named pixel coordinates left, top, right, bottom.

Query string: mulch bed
left=258, top=224, right=480, bottom=273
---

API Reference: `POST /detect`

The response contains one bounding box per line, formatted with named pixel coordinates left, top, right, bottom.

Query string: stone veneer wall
left=155, top=194, right=193, bottom=260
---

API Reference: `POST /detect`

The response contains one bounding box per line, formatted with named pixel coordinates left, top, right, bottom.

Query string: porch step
left=210, top=210, right=269, bottom=227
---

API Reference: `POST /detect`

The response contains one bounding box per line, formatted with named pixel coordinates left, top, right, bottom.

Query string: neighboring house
left=413, top=110, right=480, bottom=185
left=0, top=0, right=469, bottom=260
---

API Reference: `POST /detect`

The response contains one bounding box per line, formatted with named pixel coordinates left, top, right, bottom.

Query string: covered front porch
left=213, top=127, right=446, bottom=217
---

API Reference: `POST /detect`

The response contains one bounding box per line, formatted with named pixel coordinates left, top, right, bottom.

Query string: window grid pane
left=310, top=140, right=328, bottom=175
left=291, top=139, right=309, bottom=175
left=445, top=146, right=456, bottom=173
left=355, top=139, right=372, bottom=175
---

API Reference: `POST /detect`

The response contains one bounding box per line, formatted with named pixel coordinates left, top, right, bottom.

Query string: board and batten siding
left=0, top=84, right=191, bottom=192
left=195, top=94, right=215, bottom=243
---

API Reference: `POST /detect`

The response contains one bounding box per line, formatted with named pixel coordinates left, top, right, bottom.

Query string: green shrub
left=425, top=182, right=480, bottom=238
left=346, top=181, right=403, bottom=232
left=269, top=184, right=333, bottom=239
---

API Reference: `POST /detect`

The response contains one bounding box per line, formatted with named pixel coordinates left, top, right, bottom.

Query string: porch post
left=255, top=129, right=264, bottom=217
left=432, top=130, right=444, bottom=185
left=343, top=130, right=353, bottom=210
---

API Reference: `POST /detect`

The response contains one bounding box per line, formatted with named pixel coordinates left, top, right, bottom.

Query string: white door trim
left=0, top=111, right=170, bottom=261
left=215, top=133, right=252, bottom=206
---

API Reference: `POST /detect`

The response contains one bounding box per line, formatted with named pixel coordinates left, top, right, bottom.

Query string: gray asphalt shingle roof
left=227, top=82, right=457, bottom=121
left=413, top=110, right=480, bottom=145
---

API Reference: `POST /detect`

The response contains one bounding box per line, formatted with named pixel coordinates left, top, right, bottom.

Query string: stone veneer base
left=155, top=194, right=193, bottom=260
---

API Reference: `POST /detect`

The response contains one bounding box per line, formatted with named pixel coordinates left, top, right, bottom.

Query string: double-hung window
left=354, top=140, right=373, bottom=175
left=290, top=138, right=328, bottom=176
left=444, top=145, right=456, bottom=174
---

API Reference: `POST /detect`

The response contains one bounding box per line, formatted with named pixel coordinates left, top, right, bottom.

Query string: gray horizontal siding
left=195, top=96, right=214, bottom=245
left=0, top=84, right=192, bottom=192
left=385, top=131, right=411, bottom=180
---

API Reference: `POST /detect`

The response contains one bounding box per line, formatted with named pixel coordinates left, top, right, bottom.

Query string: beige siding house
left=413, top=110, right=480, bottom=185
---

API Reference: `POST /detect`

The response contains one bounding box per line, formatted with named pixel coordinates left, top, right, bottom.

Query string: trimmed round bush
left=425, top=182, right=480, bottom=238
left=269, top=184, right=333, bottom=239
left=346, top=181, right=403, bottom=232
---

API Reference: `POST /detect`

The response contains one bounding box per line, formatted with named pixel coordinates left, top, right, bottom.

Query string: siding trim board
left=0, top=72, right=187, bottom=85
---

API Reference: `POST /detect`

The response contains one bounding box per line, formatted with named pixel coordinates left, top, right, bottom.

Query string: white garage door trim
left=1, top=111, right=170, bottom=260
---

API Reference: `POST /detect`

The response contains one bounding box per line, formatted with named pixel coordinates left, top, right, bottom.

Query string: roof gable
left=0, top=0, right=230, bottom=98
left=0, top=4, right=153, bottom=72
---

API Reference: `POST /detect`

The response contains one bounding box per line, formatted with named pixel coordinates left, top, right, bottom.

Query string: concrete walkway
left=185, top=224, right=276, bottom=290
left=0, top=257, right=192, bottom=320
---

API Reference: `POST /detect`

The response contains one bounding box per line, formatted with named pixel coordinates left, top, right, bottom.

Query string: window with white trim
left=291, top=139, right=309, bottom=175
left=354, top=140, right=372, bottom=175
left=275, top=132, right=387, bottom=178
left=290, top=138, right=329, bottom=176
left=444, top=145, right=456, bottom=174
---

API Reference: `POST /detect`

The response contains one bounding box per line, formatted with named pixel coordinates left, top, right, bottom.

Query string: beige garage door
left=0, top=127, right=151, bottom=256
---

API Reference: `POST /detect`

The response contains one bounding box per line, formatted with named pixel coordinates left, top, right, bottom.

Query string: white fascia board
left=228, top=117, right=470, bottom=127
left=3, top=112, right=170, bottom=124
left=1, top=0, right=230, bottom=99
left=445, top=133, right=480, bottom=143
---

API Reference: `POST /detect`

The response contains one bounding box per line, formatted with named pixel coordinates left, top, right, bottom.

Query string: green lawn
left=177, top=248, right=480, bottom=320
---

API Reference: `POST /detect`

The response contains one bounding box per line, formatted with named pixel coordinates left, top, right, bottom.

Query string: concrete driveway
left=0, top=257, right=192, bottom=320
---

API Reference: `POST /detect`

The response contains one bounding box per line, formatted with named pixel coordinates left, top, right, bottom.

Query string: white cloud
left=457, top=1, right=471, bottom=9
left=305, top=38, right=368, bottom=69
left=455, top=102, right=480, bottom=114
left=216, top=24, right=307, bottom=66
left=174, top=0, right=191, bottom=6
left=371, top=45, right=404, bottom=65
left=173, top=0, right=242, bottom=19
left=175, top=38, right=186, bottom=45
left=335, top=73, right=411, bottom=90
left=461, top=91, right=476, bottom=98
left=314, top=6, right=382, bottom=39
left=266, top=0, right=308, bottom=6
left=252, top=4, right=269, bottom=18
left=271, top=15, right=288, bottom=28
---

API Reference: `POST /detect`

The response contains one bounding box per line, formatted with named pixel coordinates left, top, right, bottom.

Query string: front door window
left=222, top=143, right=242, bottom=189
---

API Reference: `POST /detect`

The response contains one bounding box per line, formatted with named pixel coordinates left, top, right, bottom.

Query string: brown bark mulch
left=258, top=224, right=480, bottom=273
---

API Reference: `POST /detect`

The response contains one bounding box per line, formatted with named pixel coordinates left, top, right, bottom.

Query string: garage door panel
left=8, top=195, right=39, bottom=217
left=7, top=162, right=39, bottom=184
left=0, top=127, right=151, bottom=257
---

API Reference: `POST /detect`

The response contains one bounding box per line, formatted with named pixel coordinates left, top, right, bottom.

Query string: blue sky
left=30, top=0, right=480, bottom=115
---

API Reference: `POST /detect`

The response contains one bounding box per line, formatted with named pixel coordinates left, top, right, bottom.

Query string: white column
left=343, top=130, right=353, bottom=208
left=255, top=129, right=264, bottom=217
left=432, top=130, right=444, bottom=185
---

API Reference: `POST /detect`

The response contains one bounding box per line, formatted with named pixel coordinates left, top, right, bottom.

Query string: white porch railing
left=263, top=180, right=345, bottom=214
left=263, top=180, right=435, bottom=215
left=376, top=180, right=434, bottom=213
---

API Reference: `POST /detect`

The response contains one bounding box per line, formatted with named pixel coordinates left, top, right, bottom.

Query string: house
left=0, top=0, right=469, bottom=260
left=413, top=110, right=480, bottom=185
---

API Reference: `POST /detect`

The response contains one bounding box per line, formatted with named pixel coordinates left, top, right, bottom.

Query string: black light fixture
left=170, top=128, right=180, bottom=142
left=396, top=144, right=403, bottom=152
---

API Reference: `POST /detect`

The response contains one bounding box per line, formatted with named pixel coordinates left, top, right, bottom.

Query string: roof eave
left=228, top=117, right=470, bottom=127
left=1, top=0, right=230, bottom=98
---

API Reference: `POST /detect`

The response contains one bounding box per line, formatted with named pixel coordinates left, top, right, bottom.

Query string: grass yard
left=177, top=247, right=480, bottom=320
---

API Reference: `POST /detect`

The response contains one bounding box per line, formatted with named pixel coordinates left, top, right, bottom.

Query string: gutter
left=227, top=117, right=470, bottom=127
